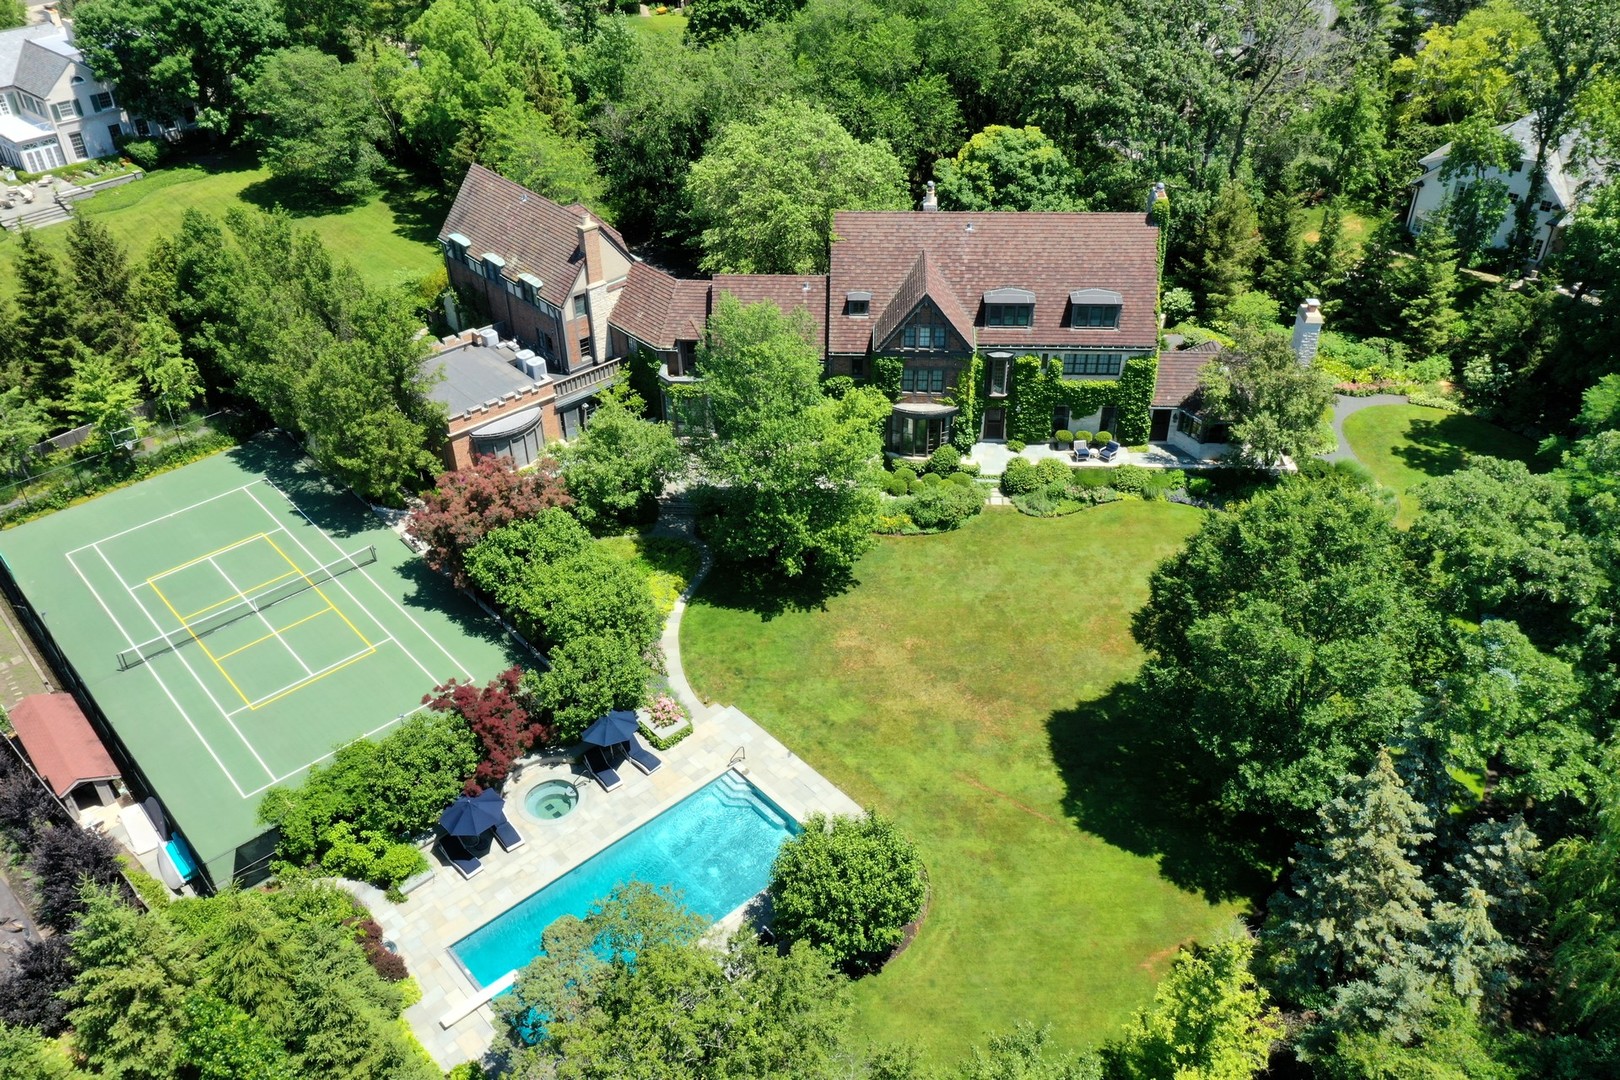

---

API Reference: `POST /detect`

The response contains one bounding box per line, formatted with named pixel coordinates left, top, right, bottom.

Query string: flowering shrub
left=648, top=693, right=688, bottom=730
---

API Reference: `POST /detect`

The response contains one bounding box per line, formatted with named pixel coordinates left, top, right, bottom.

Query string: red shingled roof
left=613, top=263, right=711, bottom=350
left=1152, top=342, right=1222, bottom=408
left=9, top=693, right=119, bottom=799
left=871, top=251, right=974, bottom=354
left=827, top=211, right=1160, bottom=356
left=440, top=165, right=631, bottom=309
left=712, top=274, right=828, bottom=352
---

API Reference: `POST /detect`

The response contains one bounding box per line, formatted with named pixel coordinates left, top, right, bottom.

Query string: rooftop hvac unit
left=477, top=326, right=498, bottom=348
left=522, top=356, right=547, bottom=381
left=513, top=349, right=536, bottom=370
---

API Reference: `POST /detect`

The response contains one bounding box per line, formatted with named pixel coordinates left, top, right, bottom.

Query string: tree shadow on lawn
left=377, top=166, right=455, bottom=247
left=1387, top=414, right=1537, bottom=481
left=1046, top=679, right=1279, bottom=907
left=238, top=171, right=373, bottom=218
left=687, top=557, right=859, bottom=622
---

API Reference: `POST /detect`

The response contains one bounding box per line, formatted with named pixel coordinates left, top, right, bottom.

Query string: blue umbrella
left=581, top=709, right=639, bottom=748
left=439, top=791, right=508, bottom=838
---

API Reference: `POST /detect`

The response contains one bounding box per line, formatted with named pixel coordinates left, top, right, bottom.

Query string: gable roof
left=440, top=165, right=632, bottom=309
left=712, top=274, right=828, bottom=352
left=0, top=24, right=64, bottom=92
left=1418, top=115, right=1601, bottom=210
left=870, top=251, right=974, bottom=353
left=9, top=693, right=119, bottom=799
left=13, top=37, right=71, bottom=98
left=611, top=262, right=711, bottom=350
left=827, top=211, right=1160, bottom=356
left=1152, top=341, right=1220, bottom=409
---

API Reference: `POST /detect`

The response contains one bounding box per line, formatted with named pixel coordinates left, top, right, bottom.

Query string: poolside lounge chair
left=624, top=732, right=663, bottom=776
left=438, top=835, right=483, bottom=879
left=1099, top=441, right=1123, bottom=463
left=585, top=745, right=624, bottom=792
left=1072, top=444, right=1091, bottom=462
left=493, top=818, right=525, bottom=852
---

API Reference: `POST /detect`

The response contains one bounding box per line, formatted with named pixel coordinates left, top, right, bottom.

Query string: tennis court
left=0, top=437, right=525, bottom=887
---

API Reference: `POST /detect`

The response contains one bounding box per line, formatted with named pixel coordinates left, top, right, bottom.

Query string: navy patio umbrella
left=581, top=709, right=639, bottom=748
left=438, top=790, right=509, bottom=838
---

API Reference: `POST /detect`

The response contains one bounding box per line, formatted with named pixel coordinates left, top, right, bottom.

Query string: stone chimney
left=921, top=180, right=938, bottom=212
left=1292, top=298, right=1324, bottom=365
left=578, top=213, right=604, bottom=287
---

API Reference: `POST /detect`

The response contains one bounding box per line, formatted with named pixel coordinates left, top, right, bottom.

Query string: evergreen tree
left=1195, top=180, right=1262, bottom=323
left=66, top=215, right=138, bottom=358
left=1401, top=217, right=1463, bottom=359
left=1337, top=219, right=1402, bottom=337
left=1257, top=188, right=1307, bottom=316
left=12, top=229, right=76, bottom=406
left=1304, top=197, right=1351, bottom=303
left=1545, top=751, right=1620, bottom=1039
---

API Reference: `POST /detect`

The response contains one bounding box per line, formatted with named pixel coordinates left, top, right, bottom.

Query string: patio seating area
left=970, top=439, right=1213, bottom=476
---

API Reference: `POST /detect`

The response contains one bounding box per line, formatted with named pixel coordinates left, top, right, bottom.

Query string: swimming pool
left=450, top=770, right=799, bottom=988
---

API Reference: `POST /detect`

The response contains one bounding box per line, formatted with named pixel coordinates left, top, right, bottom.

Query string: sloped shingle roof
left=1152, top=340, right=1221, bottom=408
left=870, top=251, right=974, bottom=353
left=828, top=211, right=1160, bottom=356
left=712, top=274, right=827, bottom=352
left=1418, top=115, right=1601, bottom=210
left=9, top=693, right=119, bottom=799
left=613, top=262, right=711, bottom=349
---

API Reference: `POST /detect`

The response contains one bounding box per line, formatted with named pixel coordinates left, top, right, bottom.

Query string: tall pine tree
left=12, top=229, right=76, bottom=410
left=1194, top=179, right=1262, bottom=324
left=66, top=215, right=138, bottom=358
left=1401, top=217, right=1463, bottom=359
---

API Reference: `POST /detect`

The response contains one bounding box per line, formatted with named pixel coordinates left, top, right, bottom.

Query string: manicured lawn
left=599, top=533, right=701, bottom=615
left=0, top=156, right=445, bottom=298
left=1342, top=404, right=1542, bottom=527
left=682, top=504, right=1246, bottom=1061
left=631, top=11, right=688, bottom=37
left=1303, top=203, right=1374, bottom=258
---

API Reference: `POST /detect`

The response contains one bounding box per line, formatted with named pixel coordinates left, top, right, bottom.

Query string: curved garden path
left=1325, top=392, right=1409, bottom=464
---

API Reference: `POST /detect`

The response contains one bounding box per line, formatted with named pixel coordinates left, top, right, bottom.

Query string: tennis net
left=116, top=545, right=377, bottom=670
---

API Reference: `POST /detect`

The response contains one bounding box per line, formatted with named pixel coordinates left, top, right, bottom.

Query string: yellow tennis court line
left=247, top=646, right=377, bottom=712
left=262, top=533, right=374, bottom=650
left=212, top=606, right=339, bottom=662
left=145, top=533, right=270, bottom=584
left=177, top=567, right=301, bottom=621
left=147, top=578, right=255, bottom=709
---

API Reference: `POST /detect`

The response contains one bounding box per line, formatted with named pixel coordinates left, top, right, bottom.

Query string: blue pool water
left=451, top=770, right=799, bottom=988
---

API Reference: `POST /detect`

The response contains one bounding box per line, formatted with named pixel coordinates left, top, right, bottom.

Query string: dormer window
left=846, top=290, right=871, bottom=317
left=982, top=287, right=1034, bottom=328
left=1069, top=289, right=1122, bottom=329
left=480, top=252, right=505, bottom=283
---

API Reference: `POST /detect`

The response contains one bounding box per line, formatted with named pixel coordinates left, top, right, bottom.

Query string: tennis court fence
left=115, top=545, right=378, bottom=670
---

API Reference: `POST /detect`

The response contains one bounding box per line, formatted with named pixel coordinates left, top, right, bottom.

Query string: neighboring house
left=9, top=691, right=121, bottom=821
left=422, top=330, right=567, bottom=469
left=0, top=22, right=145, bottom=172
left=438, top=166, right=1163, bottom=454
left=1407, top=116, right=1605, bottom=263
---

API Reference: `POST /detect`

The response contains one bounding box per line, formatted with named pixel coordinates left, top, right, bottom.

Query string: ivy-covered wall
left=945, top=354, right=983, bottom=451
left=1005, top=354, right=1159, bottom=445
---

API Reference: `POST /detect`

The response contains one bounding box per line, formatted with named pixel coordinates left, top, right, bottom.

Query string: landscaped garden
left=0, top=156, right=443, bottom=299
left=681, top=503, right=1243, bottom=1060
left=1341, top=403, right=1542, bottom=526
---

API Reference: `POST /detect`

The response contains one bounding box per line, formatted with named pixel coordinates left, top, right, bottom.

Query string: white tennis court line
left=63, top=549, right=250, bottom=799
left=238, top=700, right=434, bottom=799
left=93, top=542, right=278, bottom=785
left=225, top=636, right=398, bottom=717
left=66, top=482, right=265, bottom=556
left=245, top=482, right=474, bottom=685
left=208, top=556, right=313, bottom=677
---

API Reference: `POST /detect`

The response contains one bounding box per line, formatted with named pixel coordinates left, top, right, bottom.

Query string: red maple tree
left=426, top=666, right=551, bottom=793
left=406, top=455, right=570, bottom=588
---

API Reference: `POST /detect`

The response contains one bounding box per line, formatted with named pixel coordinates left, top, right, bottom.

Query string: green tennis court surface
left=1, top=436, right=525, bottom=887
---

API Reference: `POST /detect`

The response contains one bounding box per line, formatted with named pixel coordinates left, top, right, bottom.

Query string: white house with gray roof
left=0, top=22, right=139, bottom=172
left=1406, top=115, right=1606, bottom=263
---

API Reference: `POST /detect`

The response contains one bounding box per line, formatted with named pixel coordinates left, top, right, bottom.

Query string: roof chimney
left=921, top=180, right=938, bottom=212
left=578, top=213, right=604, bottom=287
left=1292, top=298, right=1324, bottom=365
left=1147, top=181, right=1167, bottom=214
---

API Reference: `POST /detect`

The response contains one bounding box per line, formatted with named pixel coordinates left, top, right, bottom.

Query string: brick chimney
left=578, top=213, right=604, bottom=287
left=921, top=180, right=938, bottom=212
left=1292, top=298, right=1324, bottom=365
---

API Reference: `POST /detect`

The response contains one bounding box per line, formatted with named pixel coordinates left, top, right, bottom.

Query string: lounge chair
left=585, top=745, right=624, bottom=792
left=1099, top=441, right=1122, bottom=462
left=624, top=732, right=663, bottom=776
left=438, top=835, right=483, bottom=879
left=1072, top=444, right=1091, bottom=462
left=493, top=819, right=525, bottom=852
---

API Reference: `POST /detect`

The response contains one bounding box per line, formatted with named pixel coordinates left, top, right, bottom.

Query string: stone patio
left=969, top=439, right=1220, bottom=476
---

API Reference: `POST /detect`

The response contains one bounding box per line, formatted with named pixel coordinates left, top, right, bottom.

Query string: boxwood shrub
left=924, top=444, right=962, bottom=475
left=1000, top=456, right=1038, bottom=495
left=897, top=481, right=984, bottom=531
left=1034, top=457, right=1070, bottom=486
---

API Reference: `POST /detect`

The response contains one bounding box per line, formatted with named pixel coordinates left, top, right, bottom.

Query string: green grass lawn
left=0, top=155, right=445, bottom=299
left=1303, top=203, right=1375, bottom=258
left=631, top=11, right=689, bottom=37
left=1342, top=404, right=1542, bottom=527
left=682, top=504, right=1247, bottom=1061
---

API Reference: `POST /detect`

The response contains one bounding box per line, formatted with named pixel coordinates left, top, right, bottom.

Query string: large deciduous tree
left=1197, top=329, right=1336, bottom=469
left=933, top=125, right=1084, bottom=211
left=1132, top=476, right=1431, bottom=833
left=525, top=633, right=650, bottom=743
left=243, top=47, right=389, bottom=202
left=696, top=295, right=888, bottom=579
left=557, top=383, right=684, bottom=528
left=406, top=454, right=570, bottom=589
left=687, top=99, right=908, bottom=274
left=478, top=99, right=607, bottom=213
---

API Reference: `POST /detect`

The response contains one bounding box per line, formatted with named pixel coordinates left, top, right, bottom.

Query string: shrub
left=898, top=481, right=983, bottom=531
left=1075, top=430, right=1093, bottom=447
left=1110, top=464, right=1153, bottom=495
left=947, top=471, right=976, bottom=487
left=893, top=466, right=918, bottom=490
left=647, top=693, right=688, bottom=730
left=769, top=812, right=927, bottom=975
left=1000, top=456, right=1038, bottom=495
left=28, top=824, right=124, bottom=932
left=526, top=633, right=651, bottom=743
left=1072, top=468, right=1114, bottom=489
left=558, top=386, right=684, bottom=527
left=1095, top=430, right=1113, bottom=445
left=1054, top=429, right=1073, bottom=447
left=924, top=444, right=961, bottom=475
left=318, top=823, right=427, bottom=892
left=882, top=472, right=909, bottom=496
left=407, top=456, right=571, bottom=588
left=920, top=471, right=942, bottom=486
left=958, top=460, right=981, bottom=477
left=875, top=512, right=916, bottom=534
left=347, top=917, right=411, bottom=983
left=427, top=666, right=548, bottom=792
left=120, top=139, right=164, bottom=171
left=1034, top=457, right=1070, bottom=486
left=821, top=375, right=855, bottom=399
left=1186, top=475, right=1213, bottom=498
left=1007, top=439, right=1026, bottom=452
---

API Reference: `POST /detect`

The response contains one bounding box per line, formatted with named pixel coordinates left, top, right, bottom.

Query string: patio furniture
left=585, top=745, right=624, bottom=792
left=1099, top=441, right=1123, bottom=462
left=493, top=818, right=525, bottom=852
left=1073, top=444, right=1091, bottom=462
left=438, top=835, right=483, bottom=879
left=624, top=732, right=663, bottom=776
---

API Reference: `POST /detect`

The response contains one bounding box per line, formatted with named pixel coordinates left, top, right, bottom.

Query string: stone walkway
left=969, top=439, right=1221, bottom=476
left=348, top=511, right=861, bottom=1070
left=1325, top=393, right=1409, bottom=464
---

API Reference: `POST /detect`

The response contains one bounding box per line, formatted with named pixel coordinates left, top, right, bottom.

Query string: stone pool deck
left=346, top=701, right=862, bottom=1069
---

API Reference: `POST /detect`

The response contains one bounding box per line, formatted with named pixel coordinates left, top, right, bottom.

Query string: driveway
left=1325, top=393, right=1409, bottom=464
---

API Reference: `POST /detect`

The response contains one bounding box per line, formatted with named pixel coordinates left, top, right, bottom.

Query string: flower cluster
left=648, top=693, right=688, bottom=730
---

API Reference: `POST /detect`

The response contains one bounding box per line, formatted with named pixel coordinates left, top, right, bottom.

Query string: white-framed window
left=134, top=117, right=151, bottom=137
left=0, top=94, right=11, bottom=118
left=91, top=92, right=115, bottom=113
left=68, top=132, right=87, bottom=159
left=573, top=294, right=589, bottom=318
left=50, top=100, right=83, bottom=122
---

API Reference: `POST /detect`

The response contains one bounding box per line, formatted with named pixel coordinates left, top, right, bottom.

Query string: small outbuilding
left=8, top=692, right=121, bottom=819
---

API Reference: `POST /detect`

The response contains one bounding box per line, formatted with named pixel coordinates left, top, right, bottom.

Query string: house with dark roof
left=439, top=166, right=1171, bottom=454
